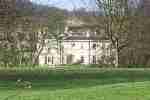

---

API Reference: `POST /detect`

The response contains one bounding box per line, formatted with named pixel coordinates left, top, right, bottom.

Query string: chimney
left=142, top=0, right=150, bottom=16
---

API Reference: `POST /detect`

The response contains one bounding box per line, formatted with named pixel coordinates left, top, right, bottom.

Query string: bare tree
left=0, top=0, right=66, bottom=67
left=95, top=0, right=133, bottom=67
left=31, top=7, right=66, bottom=66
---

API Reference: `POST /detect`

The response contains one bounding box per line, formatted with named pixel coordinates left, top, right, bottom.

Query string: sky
left=30, top=0, right=97, bottom=11
left=31, top=0, right=142, bottom=11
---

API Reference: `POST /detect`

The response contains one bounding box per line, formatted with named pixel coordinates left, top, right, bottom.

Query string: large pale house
left=39, top=18, right=117, bottom=66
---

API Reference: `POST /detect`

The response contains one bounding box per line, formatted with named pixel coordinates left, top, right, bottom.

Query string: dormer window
left=86, top=32, right=90, bottom=37
left=94, top=31, right=97, bottom=35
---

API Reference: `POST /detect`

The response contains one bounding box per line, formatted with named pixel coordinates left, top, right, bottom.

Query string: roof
left=66, top=16, right=102, bottom=27
left=64, top=36, right=109, bottom=40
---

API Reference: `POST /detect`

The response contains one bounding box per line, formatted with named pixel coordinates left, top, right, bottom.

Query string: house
left=39, top=18, right=117, bottom=66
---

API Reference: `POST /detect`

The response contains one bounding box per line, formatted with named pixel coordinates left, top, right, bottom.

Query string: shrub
left=16, top=78, right=32, bottom=89
left=86, top=64, right=114, bottom=68
left=119, top=64, right=150, bottom=68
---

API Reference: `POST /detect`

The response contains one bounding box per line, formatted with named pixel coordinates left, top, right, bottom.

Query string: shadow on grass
left=0, top=69, right=150, bottom=91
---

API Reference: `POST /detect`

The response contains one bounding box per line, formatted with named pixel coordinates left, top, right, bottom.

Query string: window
left=51, top=56, right=54, bottom=64
left=48, top=48, right=50, bottom=52
left=45, top=56, right=47, bottom=64
left=93, top=56, right=96, bottom=64
left=72, top=43, right=75, bottom=47
left=48, top=57, right=51, bottom=63
left=93, top=43, right=96, bottom=49
left=102, top=43, right=105, bottom=50
left=81, top=44, right=84, bottom=49
left=81, top=56, right=84, bottom=63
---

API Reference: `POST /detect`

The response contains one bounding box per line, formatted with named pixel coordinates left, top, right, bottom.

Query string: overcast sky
left=31, top=0, right=96, bottom=11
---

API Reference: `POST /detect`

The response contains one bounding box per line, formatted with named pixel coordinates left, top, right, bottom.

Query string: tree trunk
left=115, top=40, right=119, bottom=67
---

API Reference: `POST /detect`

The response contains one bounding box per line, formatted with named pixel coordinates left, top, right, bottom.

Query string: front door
left=67, top=54, right=74, bottom=64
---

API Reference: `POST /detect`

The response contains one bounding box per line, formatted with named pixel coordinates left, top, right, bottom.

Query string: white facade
left=39, top=38, right=117, bottom=66
left=62, top=39, right=114, bottom=65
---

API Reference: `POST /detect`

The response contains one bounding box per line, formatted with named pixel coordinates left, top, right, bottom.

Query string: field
left=1, top=68, right=150, bottom=100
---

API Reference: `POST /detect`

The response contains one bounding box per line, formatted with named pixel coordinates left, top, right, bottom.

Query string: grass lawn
left=1, top=68, right=150, bottom=100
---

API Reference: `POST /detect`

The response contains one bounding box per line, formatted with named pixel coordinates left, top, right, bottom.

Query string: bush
left=119, top=64, right=150, bottom=68
left=86, top=64, right=114, bottom=68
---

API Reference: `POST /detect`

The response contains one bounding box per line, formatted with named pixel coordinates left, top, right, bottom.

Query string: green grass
left=1, top=68, right=150, bottom=100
